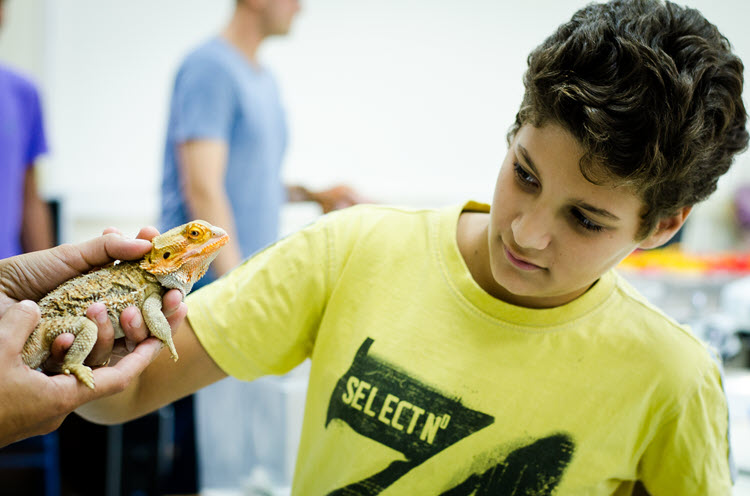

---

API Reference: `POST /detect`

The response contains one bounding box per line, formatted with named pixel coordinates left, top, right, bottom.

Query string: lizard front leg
left=142, top=293, right=179, bottom=361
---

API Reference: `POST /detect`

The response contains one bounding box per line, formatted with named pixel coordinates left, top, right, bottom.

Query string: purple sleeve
left=24, top=85, right=48, bottom=169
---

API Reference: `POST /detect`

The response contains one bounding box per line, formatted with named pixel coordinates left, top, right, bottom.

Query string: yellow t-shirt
left=187, top=202, right=731, bottom=495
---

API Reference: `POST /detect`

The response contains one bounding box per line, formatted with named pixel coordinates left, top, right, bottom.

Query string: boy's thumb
left=0, top=300, right=41, bottom=351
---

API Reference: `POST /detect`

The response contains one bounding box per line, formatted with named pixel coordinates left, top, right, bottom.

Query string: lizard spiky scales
left=21, top=220, right=229, bottom=389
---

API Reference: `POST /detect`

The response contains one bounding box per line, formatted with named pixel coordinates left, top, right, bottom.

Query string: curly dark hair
left=508, top=0, right=748, bottom=239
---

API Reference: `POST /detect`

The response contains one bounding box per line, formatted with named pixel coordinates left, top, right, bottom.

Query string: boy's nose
left=511, top=210, right=552, bottom=251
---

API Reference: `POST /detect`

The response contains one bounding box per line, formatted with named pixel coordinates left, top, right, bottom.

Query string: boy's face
left=487, top=123, right=673, bottom=308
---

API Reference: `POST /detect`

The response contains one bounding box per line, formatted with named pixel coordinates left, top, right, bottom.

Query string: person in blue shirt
left=161, top=0, right=364, bottom=287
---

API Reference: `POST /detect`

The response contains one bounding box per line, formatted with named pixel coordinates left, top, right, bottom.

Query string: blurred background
left=1, top=0, right=750, bottom=495
left=1, top=0, right=749, bottom=243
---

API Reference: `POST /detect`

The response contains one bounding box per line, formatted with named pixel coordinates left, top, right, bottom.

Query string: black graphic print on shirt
left=442, top=434, right=575, bottom=495
left=325, top=337, right=575, bottom=495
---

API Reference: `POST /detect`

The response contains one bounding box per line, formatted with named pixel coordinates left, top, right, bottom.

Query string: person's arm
left=178, top=139, right=242, bottom=277
left=287, top=184, right=369, bottom=213
left=20, top=166, right=54, bottom=253
left=75, top=316, right=226, bottom=425
left=0, top=231, right=186, bottom=448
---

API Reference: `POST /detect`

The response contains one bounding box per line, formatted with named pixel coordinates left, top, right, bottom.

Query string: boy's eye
left=513, top=163, right=538, bottom=187
left=571, top=208, right=604, bottom=233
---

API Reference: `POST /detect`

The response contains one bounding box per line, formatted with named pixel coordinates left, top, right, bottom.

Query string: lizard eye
left=188, top=224, right=205, bottom=239
left=163, top=252, right=171, bottom=259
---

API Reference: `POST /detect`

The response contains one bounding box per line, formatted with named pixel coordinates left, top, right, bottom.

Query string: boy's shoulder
left=319, top=203, right=450, bottom=232
left=607, top=271, right=721, bottom=387
left=311, top=203, right=457, bottom=260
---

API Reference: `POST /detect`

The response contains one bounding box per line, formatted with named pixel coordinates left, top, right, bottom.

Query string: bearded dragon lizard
left=21, top=220, right=229, bottom=389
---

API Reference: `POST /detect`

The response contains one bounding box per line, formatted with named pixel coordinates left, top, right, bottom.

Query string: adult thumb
left=0, top=300, right=41, bottom=352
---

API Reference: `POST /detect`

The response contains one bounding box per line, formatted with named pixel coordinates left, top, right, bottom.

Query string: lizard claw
left=64, top=363, right=95, bottom=389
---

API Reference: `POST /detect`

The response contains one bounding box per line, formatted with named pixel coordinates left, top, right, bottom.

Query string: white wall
left=0, top=0, right=749, bottom=245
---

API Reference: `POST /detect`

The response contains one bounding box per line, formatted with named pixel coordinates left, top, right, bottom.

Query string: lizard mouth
left=192, top=231, right=229, bottom=254
left=180, top=231, right=230, bottom=263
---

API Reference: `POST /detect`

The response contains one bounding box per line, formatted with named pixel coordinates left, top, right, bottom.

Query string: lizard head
left=140, top=220, right=230, bottom=296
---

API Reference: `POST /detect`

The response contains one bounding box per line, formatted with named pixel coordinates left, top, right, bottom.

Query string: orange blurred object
left=619, top=245, right=750, bottom=275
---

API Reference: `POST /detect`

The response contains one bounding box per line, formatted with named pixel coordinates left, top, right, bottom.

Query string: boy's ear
left=638, top=206, right=692, bottom=249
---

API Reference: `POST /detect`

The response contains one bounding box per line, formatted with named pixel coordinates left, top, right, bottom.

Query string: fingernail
left=95, top=310, right=109, bottom=325
left=18, top=300, right=38, bottom=310
left=130, top=314, right=142, bottom=329
left=126, top=340, right=136, bottom=352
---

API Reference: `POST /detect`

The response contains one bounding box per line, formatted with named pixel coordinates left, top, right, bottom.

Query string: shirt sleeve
left=24, top=82, right=48, bottom=167
left=172, top=56, right=236, bottom=143
left=638, top=360, right=733, bottom=495
left=186, top=213, right=336, bottom=380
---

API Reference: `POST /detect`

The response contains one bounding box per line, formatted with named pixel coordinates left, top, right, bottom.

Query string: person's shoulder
left=0, top=64, right=40, bottom=97
left=608, top=272, right=720, bottom=383
left=179, top=38, right=234, bottom=73
left=321, top=203, right=443, bottom=231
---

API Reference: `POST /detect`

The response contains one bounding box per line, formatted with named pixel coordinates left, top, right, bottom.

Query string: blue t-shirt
left=160, top=37, right=288, bottom=284
left=0, top=65, right=48, bottom=259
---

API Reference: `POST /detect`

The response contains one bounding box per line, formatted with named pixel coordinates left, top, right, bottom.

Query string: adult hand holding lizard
left=0, top=227, right=186, bottom=448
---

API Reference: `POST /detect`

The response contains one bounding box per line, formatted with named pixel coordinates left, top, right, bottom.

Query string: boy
left=77, top=0, right=748, bottom=494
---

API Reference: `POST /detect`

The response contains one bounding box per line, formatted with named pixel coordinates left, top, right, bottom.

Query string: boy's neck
left=456, top=211, right=496, bottom=295
left=456, top=211, right=593, bottom=309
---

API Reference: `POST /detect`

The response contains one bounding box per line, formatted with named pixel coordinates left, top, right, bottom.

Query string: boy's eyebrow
left=516, top=145, right=540, bottom=177
left=516, top=144, right=621, bottom=222
left=576, top=202, right=621, bottom=221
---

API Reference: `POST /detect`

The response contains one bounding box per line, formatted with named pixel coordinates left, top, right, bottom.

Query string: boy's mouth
left=504, top=245, right=544, bottom=271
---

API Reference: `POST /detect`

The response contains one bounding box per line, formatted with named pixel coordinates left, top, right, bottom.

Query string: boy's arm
left=75, top=317, right=227, bottom=425
left=637, top=362, right=732, bottom=495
